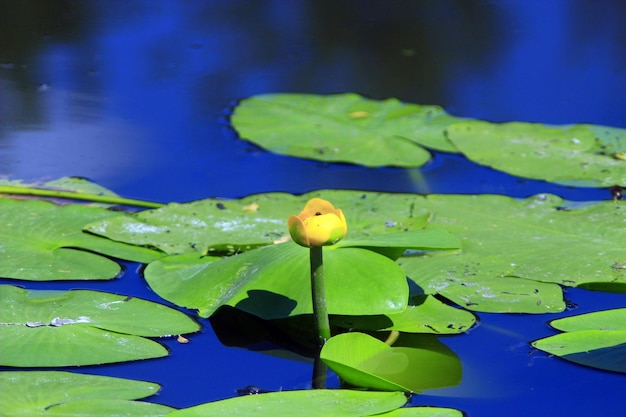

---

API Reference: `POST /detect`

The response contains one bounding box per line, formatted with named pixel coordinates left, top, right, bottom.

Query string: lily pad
left=84, top=190, right=433, bottom=255
left=0, top=371, right=173, bottom=417
left=0, top=285, right=200, bottom=366
left=399, top=193, right=626, bottom=313
left=167, top=389, right=407, bottom=417
left=231, top=93, right=462, bottom=168
left=332, top=295, right=476, bottom=334
left=0, top=176, right=120, bottom=204
left=144, top=242, right=409, bottom=319
left=447, top=120, right=626, bottom=187
left=320, top=332, right=461, bottom=392
left=0, top=198, right=162, bottom=281
left=531, top=308, right=626, bottom=373
left=380, top=408, right=464, bottom=417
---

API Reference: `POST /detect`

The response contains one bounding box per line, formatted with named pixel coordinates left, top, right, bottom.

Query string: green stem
left=0, top=186, right=164, bottom=208
left=310, top=246, right=331, bottom=347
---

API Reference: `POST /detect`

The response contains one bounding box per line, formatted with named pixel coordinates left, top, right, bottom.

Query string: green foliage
left=447, top=121, right=626, bottom=187
left=320, top=333, right=461, bottom=392
left=399, top=193, right=626, bottom=313
left=0, top=371, right=173, bottom=416
left=84, top=191, right=433, bottom=255
left=332, top=295, right=476, bottom=334
left=0, top=198, right=162, bottom=280
left=532, top=308, right=626, bottom=373
left=0, top=176, right=164, bottom=208
left=167, top=389, right=407, bottom=417
left=0, top=285, right=200, bottom=366
left=144, top=242, right=411, bottom=320
left=231, top=93, right=463, bottom=168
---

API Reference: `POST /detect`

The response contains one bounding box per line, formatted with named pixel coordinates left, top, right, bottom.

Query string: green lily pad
left=532, top=308, right=626, bottom=373
left=0, top=371, right=173, bottom=416
left=332, top=295, right=476, bottom=334
left=447, top=120, right=626, bottom=187
left=0, top=176, right=120, bottom=205
left=379, top=408, right=464, bottom=417
left=550, top=308, right=626, bottom=332
left=0, top=198, right=162, bottom=280
left=532, top=329, right=626, bottom=373
left=399, top=193, right=626, bottom=313
left=231, top=93, right=462, bottom=168
left=84, top=191, right=437, bottom=256
left=168, top=389, right=407, bottom=417
left=144, top=242, right=409, bottom=319
left=320, top=332, right=461, bottom=392
left=0, top=285, right=200, bottom=366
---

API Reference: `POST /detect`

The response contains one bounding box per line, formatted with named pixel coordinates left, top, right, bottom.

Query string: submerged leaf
left=231, top=93, right=462, bottom=167
left=321, top=333, right=461, bottom=392
left=0, top=198, right=162, bottom=281
left=0, top=285, right=200, bottom=366
left=0, top=371, right=173, bottom=417
left=167, top=389, right=407, bottom=417
left=447, top=120, right=626, bottom=187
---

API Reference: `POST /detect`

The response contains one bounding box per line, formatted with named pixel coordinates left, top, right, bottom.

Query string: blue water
left=2, top=1, right=626, bottom=415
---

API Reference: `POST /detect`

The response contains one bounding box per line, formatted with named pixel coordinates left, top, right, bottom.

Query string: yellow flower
left=288, top=198, right=348, bottom=247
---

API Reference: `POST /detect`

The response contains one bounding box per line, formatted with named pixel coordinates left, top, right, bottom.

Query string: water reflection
left=1, top=1, right=624, bottom=202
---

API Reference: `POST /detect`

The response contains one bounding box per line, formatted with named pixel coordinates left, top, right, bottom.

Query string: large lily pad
left=320, top=332, right=461, bottom=392
left=144, top=242, right=410, bottom=319
left=0, top=198, right=162, bottom=280
left=168, top=389, right=407, bottom=417
left=0, top=285, right=200, bottom=366
left=447, top=120, right=626, bottom=187
left=532, top=308, right=626, bottom=373
left=0, top=371, right=173, bottom=417
left=231, top=93, right=462, bottom=168
left=399, top=193, right=626, bottom=313
left=84, top=190, right=433, bottom=255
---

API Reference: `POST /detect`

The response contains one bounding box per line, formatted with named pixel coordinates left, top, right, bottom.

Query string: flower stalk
left=310, top=245, right=331, bottom=346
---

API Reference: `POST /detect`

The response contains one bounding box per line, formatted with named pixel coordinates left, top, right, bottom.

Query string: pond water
left=2, top=1, right=626, bottom=415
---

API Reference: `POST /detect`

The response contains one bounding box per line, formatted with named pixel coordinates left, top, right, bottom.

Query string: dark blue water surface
left=2, top=1, right=626, bottom=416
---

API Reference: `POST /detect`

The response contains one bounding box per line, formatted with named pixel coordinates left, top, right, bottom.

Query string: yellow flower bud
left=287, top=198, right=348, bottom=247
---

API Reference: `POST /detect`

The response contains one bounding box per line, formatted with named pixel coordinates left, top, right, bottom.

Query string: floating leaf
left=550, top=308, right=626, bottom=332
left=144, top=243, right=409, bottom=319
left=321, top=332, right=461, bottom=392
left=532, top=308, right=626, bottom=373
left=84, top=191, right=433, bottom=255
left=380, top=408, right=464, bottom=417
left=333, top=295, right=476, bottom=334
left=447, top=120, right=626, bottom=187
left=0, top=198, right=162, bottom=280
left=532, top=329, right=626, bottom=373
left=231, top=93, right=463, bottom=168
left=0, top=285, right=200, bottom=366
left=167, top=389, right=407, bottom=417
left=399, top=193, right=626, bottom=313
left=0, top=371, right=173, bottom=416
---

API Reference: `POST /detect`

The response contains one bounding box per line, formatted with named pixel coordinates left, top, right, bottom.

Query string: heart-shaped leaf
left=144, top=243, right=409, bottom=319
